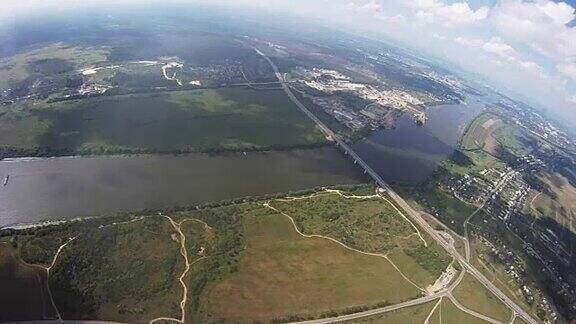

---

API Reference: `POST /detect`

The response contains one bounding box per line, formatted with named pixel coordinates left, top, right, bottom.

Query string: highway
left=256, top=47, right=538, bottom=324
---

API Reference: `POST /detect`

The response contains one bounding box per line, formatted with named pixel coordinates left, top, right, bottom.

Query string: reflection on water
left=354, top=100, right=485, bottom=184
left=0, top=148, right=364, bottom=227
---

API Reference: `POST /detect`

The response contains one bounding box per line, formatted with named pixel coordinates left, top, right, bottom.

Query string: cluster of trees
left=0, top=139, right=332, bottom=160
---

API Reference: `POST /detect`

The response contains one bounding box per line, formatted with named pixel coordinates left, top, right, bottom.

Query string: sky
left=226, top=0, right=576, bottom=125
left=1, top=0, right=576, bottom=125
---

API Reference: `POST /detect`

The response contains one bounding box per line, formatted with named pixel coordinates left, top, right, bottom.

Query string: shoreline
left=1, top=216, right=100, bottom=231
left=0, top=143, right=340, bottom=163
left=0, top=184, right=372, bottom=231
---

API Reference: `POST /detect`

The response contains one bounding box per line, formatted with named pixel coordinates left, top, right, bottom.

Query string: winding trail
left=151, top=214, right=191, bottom=324
left=150, top=214, right=209, bottom=324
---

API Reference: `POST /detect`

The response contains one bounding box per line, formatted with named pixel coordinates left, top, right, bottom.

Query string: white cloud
left=454, top=36, right=484, bottom=47
left=408, top=0, right=489, bottom=26
left=453, top=35, right=545, bottom=77
left=557, top=61, right=576, bottom=80
left=490, top=0, right=576, bottom=80
left=482, top=37, right=516, bottom=59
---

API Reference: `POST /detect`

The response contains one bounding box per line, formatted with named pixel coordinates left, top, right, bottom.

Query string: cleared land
left=0, top=87, right=326, bottom=156
left=453, top=273, right=513, bottom=322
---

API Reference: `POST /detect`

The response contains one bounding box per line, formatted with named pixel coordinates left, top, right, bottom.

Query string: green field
left=346, top=298, right=491, bottom=324
left=453, top=273, right=513, bottom=322
left=0, top=87, right=326, bottom=156
left=527, top=172, right=576, bottom=234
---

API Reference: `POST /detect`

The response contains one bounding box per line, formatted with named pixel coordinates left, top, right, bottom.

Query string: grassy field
left=0, top=243, right=57, bottom=322
left=453, top=273, right=513, bottom=322
left=346, top=297, right=498, bottom=323
left=428, top=298, right=489, bottom=324
left=0, top=87, right=327, bottom=156
left=345, top=301, right=437, bottom=323
left=459, top=111, right=533, bottom=159
left=200, top=206, right=422, bottom=323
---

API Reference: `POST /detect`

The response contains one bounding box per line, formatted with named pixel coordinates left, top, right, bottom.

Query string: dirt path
left=150, top=214, right=209, bottom=324
left=152, top=214, right=191, bottom=324
left=44, top=237, right=76, bottom=322
left=424, top=297, right=443, bottom=324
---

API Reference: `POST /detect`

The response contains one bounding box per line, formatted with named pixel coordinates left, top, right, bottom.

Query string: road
left=256, top=48, right=537, bottom=324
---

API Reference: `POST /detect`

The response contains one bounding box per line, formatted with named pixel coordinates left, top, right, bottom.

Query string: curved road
left=255, top=47, right=537, bottom=324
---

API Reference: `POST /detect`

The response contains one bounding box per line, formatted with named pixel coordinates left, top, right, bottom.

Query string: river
left=0, top=148, right=365, bottom=227
left=353, top=99, right=486, bottom=184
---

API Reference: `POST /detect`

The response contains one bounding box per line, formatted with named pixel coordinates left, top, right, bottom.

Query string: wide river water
left=353, top=98, right=486, bottom=184
left=0, top=148, right=365, bottom=227
left=0, top=97, right=488, bottom=227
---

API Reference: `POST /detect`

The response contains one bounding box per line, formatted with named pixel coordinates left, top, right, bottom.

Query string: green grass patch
left=453, top=273, right=513, bottom=322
